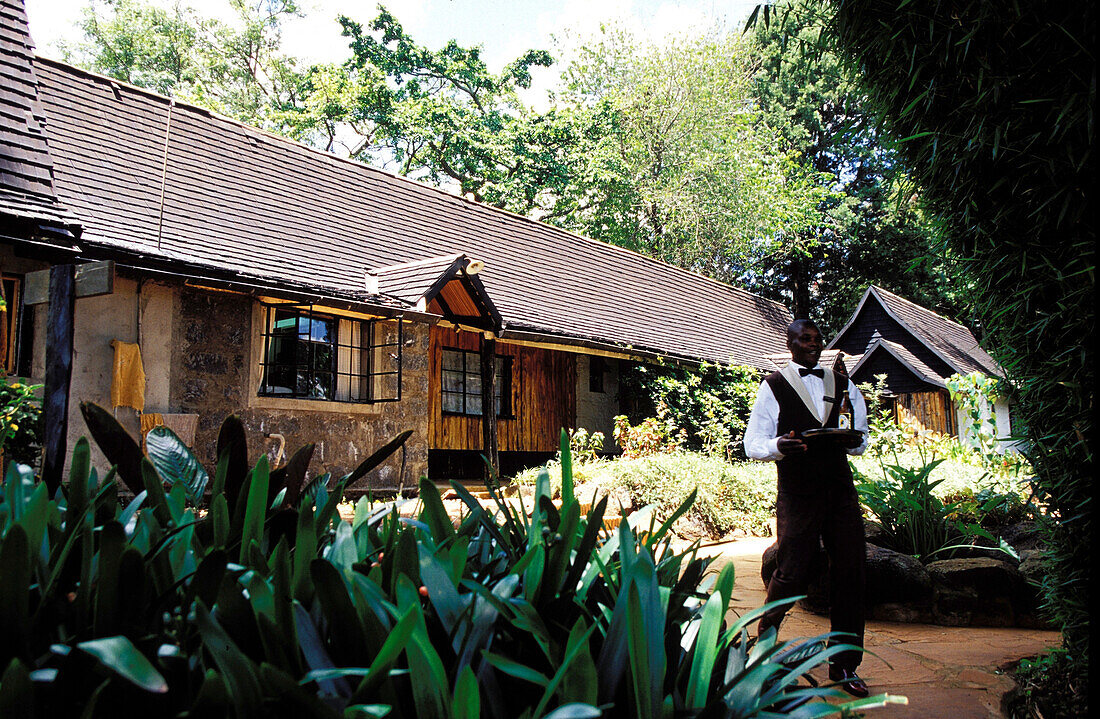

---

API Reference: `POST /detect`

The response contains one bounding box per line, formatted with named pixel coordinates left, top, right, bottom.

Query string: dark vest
left=764, top=369, right=855, bottom=495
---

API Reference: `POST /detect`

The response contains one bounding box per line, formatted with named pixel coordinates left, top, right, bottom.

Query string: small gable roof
left=369, top=253, right=502, bottom=331
left=851, top=336, right=945, bottom=388
left=829, top=286, right=1000, bottom=378
left=0, top=0, right=79, bottom=246
left=32, top=59, right=792, bottom=369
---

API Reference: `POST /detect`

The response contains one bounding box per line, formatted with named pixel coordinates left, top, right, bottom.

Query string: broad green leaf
left=79, top=402, right=144, bottom=494
left=686, top=590, right=724, bottom=708
left=76, top=636, right=167, bottom=693
left=0, top=659, right=34, bottom=718
left=542, top=705, right=602, bottom=719
left=0, top=526, right=30, bottom=659
left=417, top=476, right=455, bottom=542
left=481, top=652, right=550, bottom=686
left=194, top=602, right=263, bottom=718
left=453, top=665, right=479, bottom=719
left=145, top=425, right=209, bottom=503
left=240, top=455, right=270, bottom=564
left=559, top=428, right=574, bottom=506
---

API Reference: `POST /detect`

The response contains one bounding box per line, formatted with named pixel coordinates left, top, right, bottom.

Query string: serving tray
left=801, top=428, right=864, bottom=440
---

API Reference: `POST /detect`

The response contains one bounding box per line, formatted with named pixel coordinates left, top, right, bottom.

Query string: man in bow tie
left=744, top=319, right=871, bottom=697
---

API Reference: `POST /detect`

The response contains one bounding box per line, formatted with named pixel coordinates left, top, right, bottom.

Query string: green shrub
left=0, top=379, right=42, bottom=468
left=612, top=415, right=683, bottom=459
left=0, top=411, right=902, bottom=716
left=517, top=451, right=778, bottom=539
left=853, top=447, right=1025, bottom=561
left=620, top=362, right=760, bottom=459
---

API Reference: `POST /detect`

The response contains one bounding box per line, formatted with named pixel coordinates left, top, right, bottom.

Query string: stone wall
left=170, top=285, right=430, bottom=490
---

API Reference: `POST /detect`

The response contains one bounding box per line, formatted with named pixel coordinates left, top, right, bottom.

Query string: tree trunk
left=790, top=253, right=812, bottom=320
left=479, top=334, right=499, bottom=482
left=42, top=264, right=75, bottom=493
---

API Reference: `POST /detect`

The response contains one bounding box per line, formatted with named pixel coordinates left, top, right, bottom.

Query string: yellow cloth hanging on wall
left=110, top=340, right=146, bottom=412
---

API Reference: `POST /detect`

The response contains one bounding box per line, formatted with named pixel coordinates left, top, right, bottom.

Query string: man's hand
left=776, top=431, right=806, bottom=455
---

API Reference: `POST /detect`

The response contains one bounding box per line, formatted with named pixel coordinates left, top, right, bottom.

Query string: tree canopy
left=740, top=1, right=957, bottom=332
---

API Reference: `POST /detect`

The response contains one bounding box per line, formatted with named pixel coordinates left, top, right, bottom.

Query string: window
left=589, top=356, right=605, bottom=393
left=259, top=305, right=402, bottom=403
left=441, top=348, right=511, bottom=416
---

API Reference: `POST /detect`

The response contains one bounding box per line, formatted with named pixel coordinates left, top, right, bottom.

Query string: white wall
left=574, top=353, right=621, bottom=453
left=954, top=394, right=1022, bottom=454
left=34, top=276, right=176, bottom=470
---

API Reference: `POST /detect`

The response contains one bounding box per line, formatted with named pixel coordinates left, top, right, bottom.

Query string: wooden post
left=480, top=333, right=499, bottom=481
left=42, top=264, right=75, bottom=494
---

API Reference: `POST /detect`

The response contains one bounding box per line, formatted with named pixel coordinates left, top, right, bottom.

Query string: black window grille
left=441, top=348, right=511, bottom=417
left=259, top=304, right=402, bottom=403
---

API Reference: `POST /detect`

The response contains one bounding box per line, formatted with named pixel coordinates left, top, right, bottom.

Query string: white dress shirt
left=744, top=365, right=869, bottom=461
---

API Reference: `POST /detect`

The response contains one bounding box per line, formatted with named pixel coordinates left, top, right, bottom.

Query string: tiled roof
left=33, top=59, right=792, bottom=369
left=370, top=253, right=465, bottom=305
left=870, top=286, right=1000, bottom=377
left=852, top=337, right=946, bottom=388
left=0, top=0, right=77, bottom=236
left=764, top=349, right=858, bottom=373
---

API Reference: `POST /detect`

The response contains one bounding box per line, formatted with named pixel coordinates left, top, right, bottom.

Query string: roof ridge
left=370, top=253, right=465, bottom=274
left=34, top=56, right=789, bottom=317
left=871, top=285, right=973, bottom=337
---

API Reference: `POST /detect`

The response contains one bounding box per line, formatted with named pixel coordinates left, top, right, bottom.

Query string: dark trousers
left=759, top=487, right=866, bottom=670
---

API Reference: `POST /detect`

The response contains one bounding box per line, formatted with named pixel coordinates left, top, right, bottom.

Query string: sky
left=25, top=0, right=762, bottom=75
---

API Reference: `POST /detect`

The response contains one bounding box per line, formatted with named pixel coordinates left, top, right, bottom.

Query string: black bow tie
left=798, top=367, right=824, bottom=378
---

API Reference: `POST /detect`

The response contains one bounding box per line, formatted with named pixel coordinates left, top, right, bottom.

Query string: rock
left=926, top=557, right=1036, bottom=626
left=999, top=521, right=1044, bottom=552
left=1017, top=549, right=1049, bottom=585
left=760, top=535, right=1044, bottom=629
left=863, top=520, right=888, bottom=547
left=865, top=544, right=934, bottom=606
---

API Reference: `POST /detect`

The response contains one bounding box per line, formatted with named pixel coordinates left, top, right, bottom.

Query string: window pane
left=313, top=343, right=334, bottom=371
left=442, top=369, right=465, bottom=394
left=443, top=350, right=463, bottom=371
left=274, top=310, right=297, bottom=332
left=443, top=391, right=464, bottom=413
left=310, top=317, right=334, bottom=343
left=312, top=372, right=335, bottom=399
left=265, top=365, right=294, bottom=394
left=268, top=336, right=295, bottom=365
left=466, top=395, right=483, bottom=416
left=467, top=373, right=482, bottom=396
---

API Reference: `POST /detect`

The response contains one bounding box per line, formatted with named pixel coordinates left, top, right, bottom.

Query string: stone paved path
left=703, top=537, right=1060, bottom=718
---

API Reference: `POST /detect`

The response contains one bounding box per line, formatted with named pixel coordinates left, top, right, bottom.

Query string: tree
left=550, top=25, right=831, bottom=282
left=291, top=7, right=577, bottom=213
left=742, top=1, right=959, bottom=332
left=64, top=0, right=309, bottom=131
left=779, top=0, right=1093, bottom=698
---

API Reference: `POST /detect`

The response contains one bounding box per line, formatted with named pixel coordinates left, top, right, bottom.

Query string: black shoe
left=828, top=666, right=869, bottom=698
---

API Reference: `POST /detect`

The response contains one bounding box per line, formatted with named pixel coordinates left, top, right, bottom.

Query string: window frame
left=440, top=348, right=513, bottom=418
left=258, top=303, right=403, bottom=404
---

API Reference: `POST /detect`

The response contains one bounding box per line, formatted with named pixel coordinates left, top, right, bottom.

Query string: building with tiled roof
left=828, top=285, right=1014, bottom=445
left=3, top=0, right=796, bottom=483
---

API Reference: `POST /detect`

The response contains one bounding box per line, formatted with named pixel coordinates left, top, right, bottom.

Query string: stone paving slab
left=705, top=537, right=1060, bottom=718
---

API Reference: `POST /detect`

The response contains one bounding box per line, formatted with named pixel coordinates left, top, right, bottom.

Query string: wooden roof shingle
left=34, top=59, right=792, bottom=368
left=0, top=0, right=78, bottom=239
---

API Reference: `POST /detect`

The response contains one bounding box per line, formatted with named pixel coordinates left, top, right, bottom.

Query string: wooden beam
left=42, top=264, right=75, bottom=493
left=480, top=334, right=499, bottom=481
